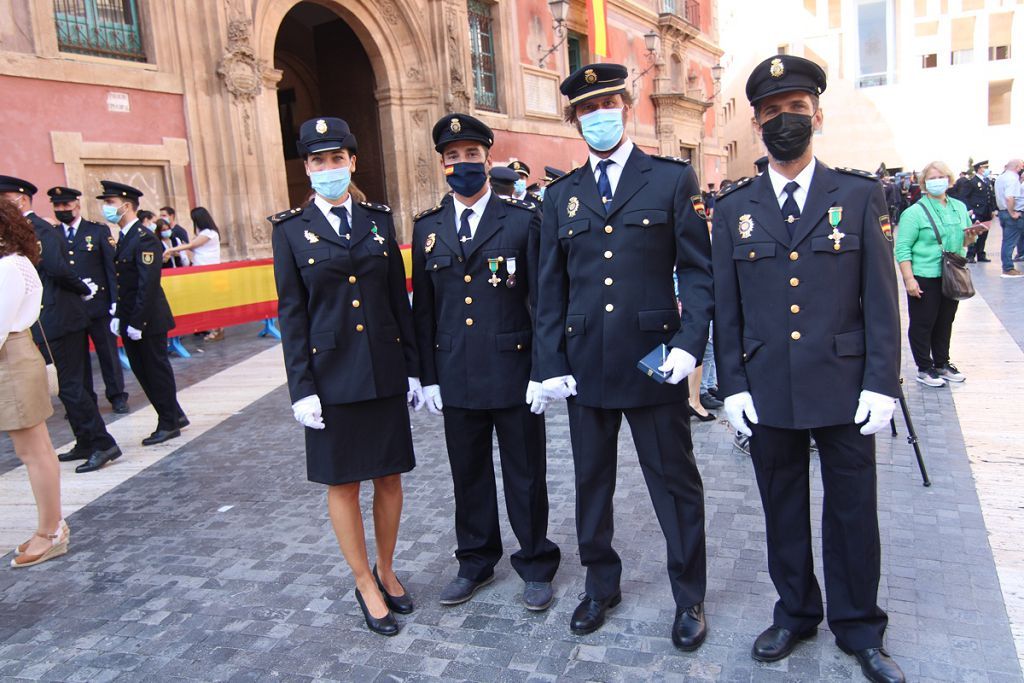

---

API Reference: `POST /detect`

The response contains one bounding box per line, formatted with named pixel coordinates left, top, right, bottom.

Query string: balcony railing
left=54, top=0, right=146, bottom=62
left=661, top=0, right=701, bottom=29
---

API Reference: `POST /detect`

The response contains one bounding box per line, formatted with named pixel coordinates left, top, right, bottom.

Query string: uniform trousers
left=566, top=400, right=706, bottom=608
left=123, top=331, right=183, bottom=431
left=45, top=329, right=116, bottom=451
left=83, top=315, right=127, bottom=405
left=749, top=422, right=887, bottom=651
left=965, top=229, right=988, bottom=258
left=906, top=276, right=958, bottom=371
left=443, top=404, right=560, bottom=583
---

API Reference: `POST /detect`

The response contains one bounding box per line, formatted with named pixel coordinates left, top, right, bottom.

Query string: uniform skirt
left=305, top=394, right=415, bottom=485
left=0, top=331, right=54, bottom=432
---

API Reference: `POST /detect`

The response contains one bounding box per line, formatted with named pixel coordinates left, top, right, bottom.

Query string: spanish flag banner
left=587, top=0, right=608, bottom=57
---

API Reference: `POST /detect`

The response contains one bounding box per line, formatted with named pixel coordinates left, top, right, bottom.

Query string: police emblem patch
left=878, top=214, right=893, bottom=242
left=315, top=119, right=328, bottom=134
left=567, top=196, right=579, bottom=218
left=425, top=232, right=436, bottom=254
left=690, top=194, right=707, bottom=220
left=304, top=230, right=320, bottom=244
left=142, top=251, right=154, bottom=265
left=738, top=214, right=754, bottom=239
left=450, top=118, right=461, bottom=133
left=584, top=69, right=597, bottom=84
left=769, top=58, right=784, bottom=79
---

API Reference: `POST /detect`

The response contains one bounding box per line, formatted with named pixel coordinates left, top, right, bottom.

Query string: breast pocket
left=811, top=234, right=861, bottom=255
left=732, top=243, right=776, bottom=262
left=624, top=209, right=668, bottom=229
left=425, top=255, right=453, bottom=273
left=296, top=247, right=331, bottom=269
left=558, top=219, right=590, bottom=240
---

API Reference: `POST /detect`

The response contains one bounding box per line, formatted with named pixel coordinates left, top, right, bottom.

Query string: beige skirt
left=0, top=330, right=54, bottom=432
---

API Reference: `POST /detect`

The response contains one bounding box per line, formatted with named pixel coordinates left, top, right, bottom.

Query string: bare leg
left=326, top=482, right=388, bottom=618
left=372, top=474, right=405, bottom=596
left=9, top=422, right=63, bottom=555
left=688, top=367, right=709, bottom=417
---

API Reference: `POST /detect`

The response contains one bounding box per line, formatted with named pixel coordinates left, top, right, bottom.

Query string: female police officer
left=271, top=117, right=422, bottom=636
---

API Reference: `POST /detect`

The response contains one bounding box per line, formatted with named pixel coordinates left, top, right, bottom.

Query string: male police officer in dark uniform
left=960, top=160, right=996, bottom=262
left=98, top=181, right=187, bottom=446
left=712, top=55, right=904, bottom=683
left=413, top=114, right=560, bottom=611
left=507, top=160, right=531, bottom=200
left=48, top=186, right=129, bottom=414
left=488, top=165, right=520, bottom=199
left=534, top=64, right=714, bottom=648
left=0, top=176, right=122, bottom=473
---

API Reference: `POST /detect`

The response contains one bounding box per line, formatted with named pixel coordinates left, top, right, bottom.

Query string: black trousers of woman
left=906, top=276, right=959, bottom=371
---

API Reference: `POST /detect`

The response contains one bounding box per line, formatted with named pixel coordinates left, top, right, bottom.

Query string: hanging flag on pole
left=587, top=0, right=608, bottom=57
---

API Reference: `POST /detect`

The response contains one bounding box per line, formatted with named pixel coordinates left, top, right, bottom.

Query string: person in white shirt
left=164, top=206, right=224, bottom=339
left=993, top=159, right=1024, bottom=277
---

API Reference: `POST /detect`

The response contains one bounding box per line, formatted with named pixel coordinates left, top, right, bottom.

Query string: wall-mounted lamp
left=537, top=0, right=570, bottom=69
left=630, top=30, right=661, bottom=96
left=709, top=62, right=724, bottom=99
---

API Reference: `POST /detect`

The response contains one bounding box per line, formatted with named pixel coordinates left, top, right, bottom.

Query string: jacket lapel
left=791, top=162, right=840, bottom=247
left=432, top=198, right=462, bottom=257
left=300, top=205, right=346, bottom=248
left=348, top=202, right=373, bottom=247
left=465, top=193, right=505, bottom=259
left=571, top=163, right=607, bottom=219
left=605, top=146, right=651, bottom=219
left=748, top=173, right=792, bottom=247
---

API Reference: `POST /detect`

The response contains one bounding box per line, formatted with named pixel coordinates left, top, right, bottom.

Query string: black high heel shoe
left=354, top=588, right=399, bottom=636
left=374, top=565, right=415, bottom=615
left=688, top=405, right=717, bottom=422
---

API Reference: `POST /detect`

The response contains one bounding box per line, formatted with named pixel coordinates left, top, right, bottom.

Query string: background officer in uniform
left=488, top=165, right=519, bottom=199
left=534, top=64, right=714, bottom=649
left=959, top=160, right=995, bottom=262
left=47, top=186, right=129, bottom=414
left=507, top=160, right=530, bottom=200
left=712, top=55, right=904, bottom=683
left=99, top=181, right=187, bottom=447
left=412, top=114, right=560, bottom=611
left=0, top=176, right=121, bottom=473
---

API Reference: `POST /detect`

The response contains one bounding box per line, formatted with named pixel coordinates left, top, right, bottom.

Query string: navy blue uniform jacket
left=64, top=218, right=117, bottom=319
left=113, top=221, right=175, bottom=335
left=28, top=212, right=90, bottom=342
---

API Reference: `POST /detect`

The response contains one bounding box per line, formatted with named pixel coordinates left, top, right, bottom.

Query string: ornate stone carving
left=216, top=19, right=267, bottom=102
left=381, top=1, right=400, bottom=25
left=445, top=8, right=471, bottom=113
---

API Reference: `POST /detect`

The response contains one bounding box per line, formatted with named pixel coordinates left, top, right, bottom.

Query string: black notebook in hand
left=637, top=344, right=670, bottom=384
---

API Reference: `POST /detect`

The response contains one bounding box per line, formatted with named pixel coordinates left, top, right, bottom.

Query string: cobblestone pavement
left=1, top=290, right=1023, bottom=681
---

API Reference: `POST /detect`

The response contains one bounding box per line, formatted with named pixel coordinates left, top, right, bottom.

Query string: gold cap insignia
left=425, top=232, right=436, bottom=254
left=315, top=119, right=328, bottom=135
left=584, top=69, right=597, bottom=84
left=512, top=161, right=521, bottom=170
left=142, top=251, right=154, bottom=265
left=450, top=118, right=461, bottom=134
left=769, top=58, right=784, bottom=79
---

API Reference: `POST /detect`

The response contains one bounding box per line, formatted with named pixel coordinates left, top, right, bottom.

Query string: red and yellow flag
left=587, top=0, right=608, bottom=57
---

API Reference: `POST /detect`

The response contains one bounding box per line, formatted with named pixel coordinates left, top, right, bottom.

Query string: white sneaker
left=915, top=369, right=945, bottom=387
left=936, top=363, right=965, bottom=382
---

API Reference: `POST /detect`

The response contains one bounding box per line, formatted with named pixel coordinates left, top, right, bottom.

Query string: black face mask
left=760, top=112, right=814, bottom=162
left=54, top=210, right=75, bottom=225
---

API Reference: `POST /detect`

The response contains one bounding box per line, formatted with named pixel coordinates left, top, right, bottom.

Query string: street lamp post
left=631, top=30, right=661, bottom=97
left=537, top=0, right=570, bottom=69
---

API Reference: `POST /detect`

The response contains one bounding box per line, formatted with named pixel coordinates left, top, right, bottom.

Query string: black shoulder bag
left=918, top=201, right=975, bottom=301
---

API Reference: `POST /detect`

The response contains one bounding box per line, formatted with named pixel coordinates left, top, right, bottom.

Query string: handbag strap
left=917, top=200, right=947, bottom=251
left=34, top=321, right=55, bottom=366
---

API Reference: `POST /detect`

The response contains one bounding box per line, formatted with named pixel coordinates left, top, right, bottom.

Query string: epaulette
left=716, top=176, right=754, bottom=201
left=835, top=167, right=878, bottom=181
left=268, top=207, right=302, bottom=225
left=359, top=201, right=392, bottom=213
left=545, top=166, right=581, bottom=189
left=413, top=203, right=444, bottom=221
left=652, top=154, right=692, bottom=165
left=503, top=196, right=537, bottom=211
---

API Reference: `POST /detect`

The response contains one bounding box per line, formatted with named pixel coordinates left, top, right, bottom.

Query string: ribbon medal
left=487, top=258, right=502, bottom=287
left=85, top=235, right=94, bottom=251
left=827, top=207, right=844, bottom=250
left=505, top=256, right=517, bottom=288
left=372, top=222, right=385, bottom=245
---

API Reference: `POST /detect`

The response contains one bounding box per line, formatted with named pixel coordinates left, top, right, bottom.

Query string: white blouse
left=191, top=229, right=222, bottom=266
left=0, top=254, right=43, bottom=349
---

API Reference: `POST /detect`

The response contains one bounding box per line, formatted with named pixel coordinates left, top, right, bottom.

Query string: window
left=921, top=53, right=937, bottom=68
left=988, top=80, right=1012, bottom=125
left=567, top=31, right=586, bottom=75
left=856, top=0, right=892, bottom=87
left=468, top=0, right=499, bottom=111
left=53, top=0, right=146, bottom=62
left=989, top=12, right=1012, bottom=61
left=950, top=16, right=975, bottom=65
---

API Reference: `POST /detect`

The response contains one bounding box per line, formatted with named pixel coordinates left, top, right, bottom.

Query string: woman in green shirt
left=895, top=160, right=977, bottom=387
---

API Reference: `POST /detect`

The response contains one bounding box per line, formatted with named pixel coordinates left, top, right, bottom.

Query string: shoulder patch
left=544, top=166, right=581, bottom=190
left=359, top=201, right=392, bottom=214
left=413, top=203, right=444, bottom=222
left=834, top=166, right=879, bottom=182
left=652, top=154, right=692, bottom=165
left=716, top=176, right=754, bottom=202
left=268, top=207, right=302, bottom=225
left=503, top=196, right=537, bottom=211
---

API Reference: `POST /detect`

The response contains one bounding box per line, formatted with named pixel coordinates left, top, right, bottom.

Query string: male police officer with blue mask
left=534, top=64, right=714, bottom=648
left=412, top=113, right=560, bottom=612
left=712, top=55, right=903, bottom=683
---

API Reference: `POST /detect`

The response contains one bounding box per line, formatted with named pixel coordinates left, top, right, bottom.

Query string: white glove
left=109, top=317, right=120, bottom=337
left=407, top=377, right=424, bottom=411
left=525, top=380, right=546, bottom=415
left=658, top=348, right=697, bottom=385
left=854, top=390, right=896, bottom=435
left=81, top=277, right=98, bottom=301
left=541, top=375, right=577, bottom=401
left=423, top=385, right=443, bottom=415
left=292, top=394, right=325, bottom=430
left=126, top=325, right=143, bottom=341
left=109, top=303, right=117, bottom=317
left=723, top=392, right=759, bottom=437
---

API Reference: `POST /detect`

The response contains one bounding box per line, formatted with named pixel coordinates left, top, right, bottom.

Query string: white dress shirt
left=453, top=188, right=492, bottom=239
left=588, top=139, right=635, bottom=196
left=767, top=157, right=817, bottom=213
left=63, top=215, right=82, bottom=240
left=121, top=218, right=139, bottom=237
left=314, top=194, right=354, bottom=236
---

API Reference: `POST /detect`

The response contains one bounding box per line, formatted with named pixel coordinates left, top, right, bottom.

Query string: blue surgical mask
left=579, top=107, right=624, bottom=152
left=925, top=178, right=949, bottom=197
left=981, top=169, right=990, bottom=178
left=160, top=230, right=172, bottom=238
left=513, top=179, right=527, bottom=196
left=102, top=204, right=122, bottom=223
left=536, top=187, right=546, bottom=200
left=309, top=166, right=351, bottom=201
left=445, top=162, right=488, bottom=197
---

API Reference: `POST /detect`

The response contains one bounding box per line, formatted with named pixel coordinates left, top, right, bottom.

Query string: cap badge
left=450, top=118, right=462, bottom=134
left=315, top=119, right=328, bottom=135
left=769, top=58, right=784, bottom=79
left=584, top=69, right=597, bottom=84
left=513, top=162, right=521, bottom=170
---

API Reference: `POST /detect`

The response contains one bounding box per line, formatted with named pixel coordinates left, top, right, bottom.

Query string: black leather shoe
left=522, top=581, right=554, bottom=611
left=838, top=644, right=905, bottom=683
left=570, top=592, right=621, bottom=635
left=373, top=565, right=414, bottom=615
left=178, top=415, right=190, bottom=429
left=141, top=428, right=181, bottom=446
left=751, top=625, right=816, bottom=662
left=699, top=392, right=724, bottom=409
left=354, top=588, right=399, bottom=637
left=111, top=399, right=130, bottom=414
left=439, top=574, right=494, bottom=606
left=978, top=255, right=991, bottom=262
left=671, top=603, right=708, bottom=651
left=58, top=444, right=92, bottom=462
left=75, top=445, right=122, bottom=473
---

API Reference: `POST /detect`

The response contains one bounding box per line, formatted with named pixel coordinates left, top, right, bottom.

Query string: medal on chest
left=371, top=221, right=385, bottom=245
left=304, top=230, right=320, bottom=244
left=827, top=207, right=845, bottom=250
left=567, top=196, right=579, bottom=218
left=487, top=258, right=502, bottom=287
left=505, top=256, right=517, bottom=288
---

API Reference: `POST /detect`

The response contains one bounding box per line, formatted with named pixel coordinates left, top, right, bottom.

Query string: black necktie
left=597, top=159, right=614, bottom=213
left=329, top=206, right=350, bottom=243
left=781, top=181, right=800, bottom=238
left=458, top=208, right=473, bottom=256
left=66, top=226, right=75, bottom=243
